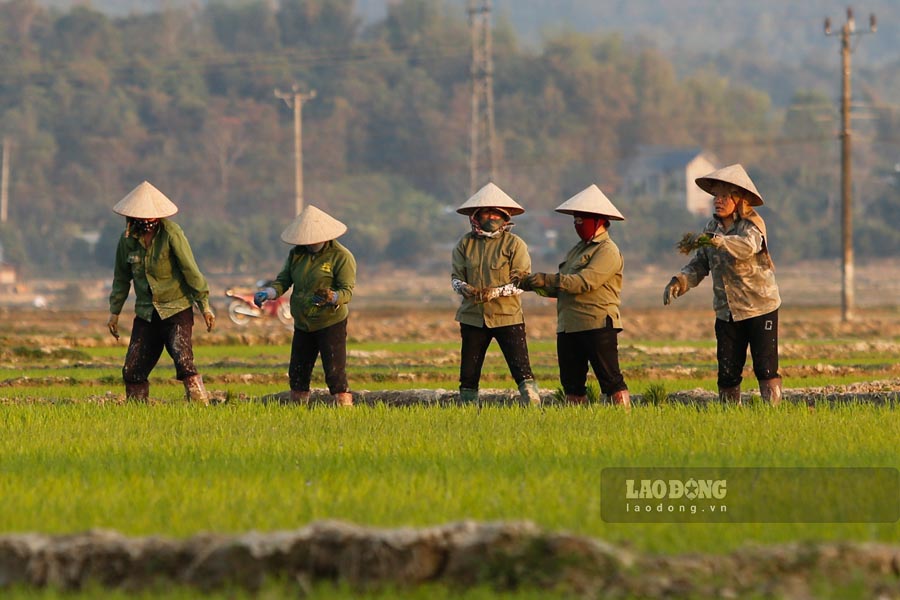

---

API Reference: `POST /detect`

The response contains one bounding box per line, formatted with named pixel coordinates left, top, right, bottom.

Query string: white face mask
left=304, top=242, right=325, bottom=253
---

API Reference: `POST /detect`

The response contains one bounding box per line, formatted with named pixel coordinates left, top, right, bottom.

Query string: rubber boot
left=183, top=374, right=209, bottom=406
left=459, top=388, right=479, bottom=404
left=759, top=377, right=783, bottom=407
left=566, top=394, right=588, bottom=405
left=290, top=390, right=311, bottom=405
left=718, top=384, right=741, bottom=405
left=125, top=381, right=149, bottom=402
left=517, top=379, right=542, bottom=406
left=334, top=392, right=354, bottom=407
left=610, top=389, right=632, bottom=412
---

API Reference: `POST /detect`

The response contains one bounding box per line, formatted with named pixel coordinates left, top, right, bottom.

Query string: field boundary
left=2, top=521, right=899, bottom=597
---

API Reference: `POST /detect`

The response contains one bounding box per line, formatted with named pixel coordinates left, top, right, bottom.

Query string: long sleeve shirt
left=554, top=230, right=624, bottom=334
left=271, top=240, right=356, bottom=332
left=109, top=219, right=210, bottom=321
left=451, top=231, right=531, bottom=328
left=679, top=217, right=781, bottom=321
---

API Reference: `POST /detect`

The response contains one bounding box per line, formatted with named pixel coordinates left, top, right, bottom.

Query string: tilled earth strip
left=1, top=521, right=899, bottom=598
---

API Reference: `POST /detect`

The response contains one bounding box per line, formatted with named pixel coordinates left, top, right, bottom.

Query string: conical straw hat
left=281, top=205, right=348, bottom=245
left=456, top=182, right=525, bottom=216
left=554, top=185, right=625, bottom=220
left=695, top=164, right=764, bottom=206
left=112, top=181, right=178, bottom=218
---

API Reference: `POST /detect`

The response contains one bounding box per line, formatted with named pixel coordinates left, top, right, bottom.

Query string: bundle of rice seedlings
left=676, top=232, right=712, bottom=254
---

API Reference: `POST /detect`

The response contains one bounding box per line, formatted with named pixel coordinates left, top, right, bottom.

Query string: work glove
left=476, top=283, right=523, bottom=304
left=312, top=288, right=339, bottom=307
left=254, top=286, right=276, bottom=307
left=203, top=310, right=216, bottom=332
left=663, top=274, right=688, bottom=306
left=107, top=313, right=119, bottom=340
left=508, top=269, right=530, bottom=287
left=525, top=272, right=559, bottom=291
left=451, top=278, right=477, bottom=298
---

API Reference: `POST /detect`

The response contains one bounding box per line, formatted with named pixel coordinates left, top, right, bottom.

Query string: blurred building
left=622, top=146, right=720, bottom=215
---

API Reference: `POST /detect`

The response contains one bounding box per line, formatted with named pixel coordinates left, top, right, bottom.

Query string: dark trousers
left=459, top=323, right=534, bottom=390
left=715, top=309, right=780, bottom=389
left=123, top=308, right=197, bottom=384
left=557, top=319, right=627, bottom=396
left=290, top=319, right=348, bottom=394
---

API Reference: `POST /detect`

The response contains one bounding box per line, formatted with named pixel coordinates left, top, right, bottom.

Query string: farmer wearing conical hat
left=519, top=185, right=631, bottom=409
left=663, top=164, right=782, bottom=405
left=450, top=182, right=541, bottom=405
left=254, top=205, right=356, bottom=407
left=107, top=181, right=215, bottom=404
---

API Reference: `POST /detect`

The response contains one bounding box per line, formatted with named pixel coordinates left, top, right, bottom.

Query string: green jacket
left=552, top=231, right=624, bottom=334
left=451, top=231, right=531, bottom=328
left=272, top=240, right=356, bottom=332
left=109, top=219, right=211, bottom=322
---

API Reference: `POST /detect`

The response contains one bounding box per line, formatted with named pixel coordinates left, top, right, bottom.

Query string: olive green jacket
left=451, top=231, right=531, bottom=328
left=271, top=240, right=356, bottom=332
left=109, top=219, right=211, bottom=322
left=548, top=231, right=624, bottom=334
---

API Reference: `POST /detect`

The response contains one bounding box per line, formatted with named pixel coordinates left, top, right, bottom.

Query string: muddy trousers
left=123, top=308, right=198, bottom=384
left=714, top=310, right=779, bottom=389
left=458, top=323, right=535, bottom=390
left=289, top=319, right=349, bottom=395
left=557, top=322, right=627, bottom=397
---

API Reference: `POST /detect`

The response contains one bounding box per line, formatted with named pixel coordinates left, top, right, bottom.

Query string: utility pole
left=824, top=8, right=876, bottom=322
left=468, top=0, right=496, bottom=195
left=0, top=137, right=9, bottom=224
left=275, top=85, right=316, bottom=216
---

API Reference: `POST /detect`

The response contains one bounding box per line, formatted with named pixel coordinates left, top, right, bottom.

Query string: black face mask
left=129, top=218, right=160, bottom=235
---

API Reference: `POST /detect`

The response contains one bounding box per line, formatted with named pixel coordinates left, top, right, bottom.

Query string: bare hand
left=203, top=310, right=216, bottom=332
left=107, top=313, right=120, bottom=340
left=663, top=276, right=686, bottom=306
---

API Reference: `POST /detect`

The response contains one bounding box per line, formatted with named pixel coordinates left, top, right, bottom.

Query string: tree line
left=0, top=0, right=897, bottom=277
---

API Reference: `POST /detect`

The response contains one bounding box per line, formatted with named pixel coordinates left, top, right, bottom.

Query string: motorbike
left=225, top=282, right=292, bottom=327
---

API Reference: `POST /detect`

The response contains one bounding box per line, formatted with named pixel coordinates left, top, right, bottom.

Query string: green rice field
left=2, top=306, right=899, bottom=597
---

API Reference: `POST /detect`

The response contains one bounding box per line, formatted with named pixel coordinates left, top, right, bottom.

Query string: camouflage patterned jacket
left=679, top=216, right=781, bottom=321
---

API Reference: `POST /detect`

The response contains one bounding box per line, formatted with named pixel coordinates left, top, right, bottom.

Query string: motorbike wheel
left=228, top=300, right=252, bottom=326
left=277, top=301, right=293, bottom=328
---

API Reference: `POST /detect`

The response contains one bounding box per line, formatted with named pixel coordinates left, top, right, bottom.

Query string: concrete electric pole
left=824, top=8, right=876, bottom=322
left=275, top=85, right=316, bottom=216
left=468, top=0, right=496, bottom=195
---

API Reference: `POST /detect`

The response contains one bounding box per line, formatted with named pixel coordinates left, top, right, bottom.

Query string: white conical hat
left=112, top=181, right=178, bottom=218
left=456, top=182, right=525, bottom=216
left=280, top=205, right=348, bottom=245
left=695, top=164, right=764, bottom=206
left=554, top=184, right=625, bottom=220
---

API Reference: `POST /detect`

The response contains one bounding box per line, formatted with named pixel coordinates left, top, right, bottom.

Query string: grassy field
left=2, top=306, right=899, bottom=597
left=1, top=401, right=898, bottom=555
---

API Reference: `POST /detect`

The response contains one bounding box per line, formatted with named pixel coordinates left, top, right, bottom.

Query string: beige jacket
left=553, top=231, right=624, bottom=333
left=451, top=231, right=531, bottom=328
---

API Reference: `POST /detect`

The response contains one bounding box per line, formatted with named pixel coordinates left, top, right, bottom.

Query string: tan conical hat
left=456, top=182, right=525, bottom=216
left=112, top=181, right=178, bottom=218
left=554, top=184, right=625, bottom=220
left=280, top=205, right=348, bottom=245
left=695, top=164, right=764, bottom=206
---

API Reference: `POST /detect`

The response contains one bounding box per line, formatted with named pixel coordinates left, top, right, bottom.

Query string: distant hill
left=39, top=0, right=899, bottom=66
